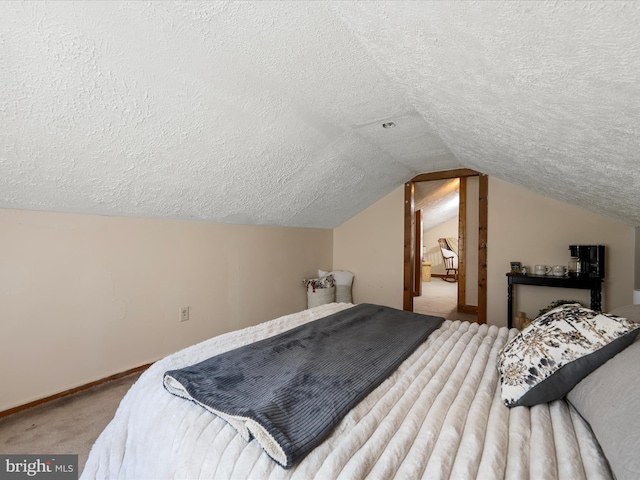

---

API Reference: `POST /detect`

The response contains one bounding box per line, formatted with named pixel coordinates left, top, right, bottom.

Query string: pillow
left=440, top=249, right=458, bottom=268
left=497, top=303, right=640, bottom=407
left=567, top=339, right=640, bottom=480
left=608, top=304, right=640, bottom=324
left=319, top=269, right=354, bottom=303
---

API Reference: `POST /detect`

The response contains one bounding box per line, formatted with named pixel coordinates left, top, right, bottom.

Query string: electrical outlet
left=180, top=306, right=189, bottom=322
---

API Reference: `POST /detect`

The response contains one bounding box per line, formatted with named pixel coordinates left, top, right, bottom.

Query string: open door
left=403, top=169, right=488, bottom=324
left=414, top=209, right=422, bottom=297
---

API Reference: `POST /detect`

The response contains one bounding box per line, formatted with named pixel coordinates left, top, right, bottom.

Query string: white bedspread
left=81, top=303, right=613, bottom=479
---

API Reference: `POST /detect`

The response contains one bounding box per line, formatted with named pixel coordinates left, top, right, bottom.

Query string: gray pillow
left=567, top=339, right=640, bottom=480
left=497, top=304, right=640, bottom=407
left=609, top=304, right=640, bottom=324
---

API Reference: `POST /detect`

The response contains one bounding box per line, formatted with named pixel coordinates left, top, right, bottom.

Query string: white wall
left=333, top=178, right=634, bottom=326
left=0, top=208, right=332, bottom=411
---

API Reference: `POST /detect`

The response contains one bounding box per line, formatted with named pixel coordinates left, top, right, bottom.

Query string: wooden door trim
left=477, top=174, right=489, bottom=324
left=414, top=209, right=422, bottom=297
left=412, top=168, right=480, bottom=183
left=457, top=177, right=467, bottom=308
left=403, top=181, right=415, bottom=309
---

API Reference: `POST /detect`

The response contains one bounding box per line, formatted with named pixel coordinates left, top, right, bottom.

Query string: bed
left=81, top=302, right=640, bottom=480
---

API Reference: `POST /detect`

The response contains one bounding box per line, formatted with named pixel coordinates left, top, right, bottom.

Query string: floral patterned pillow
left=498, top=303, right=640, bottom=407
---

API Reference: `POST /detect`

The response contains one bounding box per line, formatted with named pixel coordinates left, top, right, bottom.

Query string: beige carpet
left=413, top=279, right=477, bottom=322
left=0, top=372, right=141, bottom=474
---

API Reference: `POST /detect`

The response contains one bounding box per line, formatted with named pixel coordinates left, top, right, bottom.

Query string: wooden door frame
left=414, top=209, right=422, bottom=297
left=403, top=169, right=488, bottom=324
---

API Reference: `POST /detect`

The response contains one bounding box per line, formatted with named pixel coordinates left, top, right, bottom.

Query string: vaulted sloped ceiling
left=415, top=179, right=460, bottom=232
left=1, top=1, right=639, bottom=228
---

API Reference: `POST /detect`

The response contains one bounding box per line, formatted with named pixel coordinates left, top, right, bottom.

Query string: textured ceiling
left=1, top=1, right=639, bottom=228
left=415, top=179, right=460, bottom=232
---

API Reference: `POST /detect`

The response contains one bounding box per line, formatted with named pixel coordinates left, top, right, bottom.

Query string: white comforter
left=82, top=303, right=612, bottom=479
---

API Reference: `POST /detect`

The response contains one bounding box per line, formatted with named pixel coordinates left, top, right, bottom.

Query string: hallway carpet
left=413, top=279, right=478, bottom=322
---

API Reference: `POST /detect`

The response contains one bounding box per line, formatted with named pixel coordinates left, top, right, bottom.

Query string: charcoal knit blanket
left=163, top=303, right=443, bottom=468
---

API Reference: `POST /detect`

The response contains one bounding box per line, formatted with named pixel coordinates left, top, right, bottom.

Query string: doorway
left=403, top=169, right=488, bottom=323
left=413, top=178, right=476, bottom=321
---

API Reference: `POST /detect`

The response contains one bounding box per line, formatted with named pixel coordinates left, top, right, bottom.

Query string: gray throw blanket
left=163, top=303, right=443, bottom=468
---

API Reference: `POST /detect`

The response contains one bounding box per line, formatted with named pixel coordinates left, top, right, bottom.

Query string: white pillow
left=319, top=269, right=354, bottom=303
left=441, top=249, right=458, bottom=268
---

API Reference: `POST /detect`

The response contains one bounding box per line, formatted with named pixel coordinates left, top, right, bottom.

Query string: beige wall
left=0, top=208, right=332, bottom=411
left=333, top=177, right=634, bottom=327
left=487, top=178, right=633, bottom=324
left=423, top=217, right=458, bottom=275
left=333, top=187, right=405, bottom=309
left=2, top=176, right=635, bottom=411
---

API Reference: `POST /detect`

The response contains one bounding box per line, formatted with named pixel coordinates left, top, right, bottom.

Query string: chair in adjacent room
left=438, top=238, right=458, bottom=282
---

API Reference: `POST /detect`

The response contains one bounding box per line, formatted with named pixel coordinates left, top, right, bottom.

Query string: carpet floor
left=413, top=279, right=477, bottom=322
left=0, top=372, right=142, bottom=475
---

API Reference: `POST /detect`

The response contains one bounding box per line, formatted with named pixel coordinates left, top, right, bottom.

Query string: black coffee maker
left=568, top=245, right=605, bottom=278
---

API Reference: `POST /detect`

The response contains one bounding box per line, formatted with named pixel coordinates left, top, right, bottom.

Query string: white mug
left=552, top=265, right=568, bottom=276
left=534, top=265, right=551, bottom=276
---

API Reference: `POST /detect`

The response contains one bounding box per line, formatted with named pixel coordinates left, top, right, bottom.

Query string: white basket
left=307, top=286, right=336, bottom=309
left=335, top=285, right=352, bottom=304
